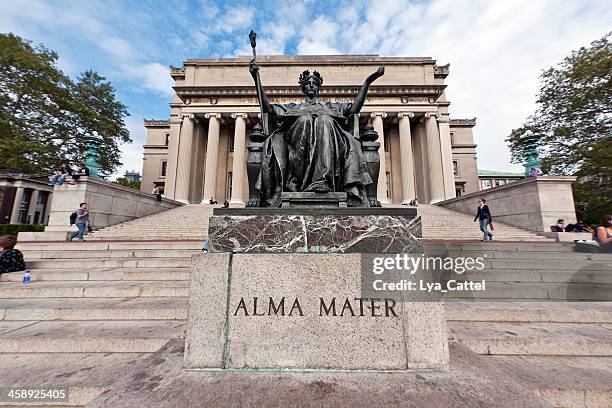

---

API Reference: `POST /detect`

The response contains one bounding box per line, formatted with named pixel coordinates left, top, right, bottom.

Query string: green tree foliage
left=69, top=71, right=131, bottom=177
left=0, top=34, right=73, bottom=174
left=113, top=177, right=141, bottom=190
left=0, top=34, right=131, bottom=176
left=506, top=32, right=611, bottom=223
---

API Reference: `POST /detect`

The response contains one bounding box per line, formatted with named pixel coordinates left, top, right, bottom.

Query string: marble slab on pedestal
left=208, top=208, right=422, bottom=253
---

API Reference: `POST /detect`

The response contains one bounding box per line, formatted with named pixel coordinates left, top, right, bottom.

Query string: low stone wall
left=437, top=176, right=577, bottom=233
left=19, top=177, right=182, bottom=240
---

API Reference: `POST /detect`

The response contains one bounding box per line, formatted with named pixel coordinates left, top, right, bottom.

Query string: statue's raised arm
left=345, top=66, right=385, bottom=116
left=249, top=59, right=272, bottom=114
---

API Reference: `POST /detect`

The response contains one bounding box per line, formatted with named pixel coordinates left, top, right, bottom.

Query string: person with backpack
left=67, top=202, right=90, bottom=242
left=0, top=235, right=26, bottom=274
left=474, top=197, right=494, bottom=241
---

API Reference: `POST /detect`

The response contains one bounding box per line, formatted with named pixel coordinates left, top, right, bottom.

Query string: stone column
left=9, top=187, right=25, bottom=224
left=437, top=116, right=456, bottom=199
left=174, top=114, right=196, bottom=204
left=27, top=189, right=39, bottom=223
left=424, top=113, right=445, bottom=203
left=398, top=112, right=416, bottom=205
left=229, top=113, right=247, bottom=207
left=164, top=117, right=183, bottom=200
left=371, top=112, right=389, bottom=205
left=202, top=113, right=221, bottom=203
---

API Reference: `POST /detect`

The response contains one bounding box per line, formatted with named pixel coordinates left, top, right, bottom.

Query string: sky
left=1, top=0, right=610, bottom=179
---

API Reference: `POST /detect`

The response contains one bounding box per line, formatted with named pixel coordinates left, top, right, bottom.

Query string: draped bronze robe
left=255, top=101, right=372, bottom=207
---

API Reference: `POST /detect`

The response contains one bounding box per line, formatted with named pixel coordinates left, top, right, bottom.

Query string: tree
left=0, top=34, right=131, bottom=176
left=0, top=34, right=73, bottom=174
left=506, top=32, right=611, bottom=223
left=68, top=71, right=131, bottom=177
left=113, top=177, right=141, bottom=190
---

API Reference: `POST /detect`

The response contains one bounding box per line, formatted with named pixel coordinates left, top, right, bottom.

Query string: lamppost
left=519, top=130, right=542, bottom=177
left=83, top=131, right=103, bottom=180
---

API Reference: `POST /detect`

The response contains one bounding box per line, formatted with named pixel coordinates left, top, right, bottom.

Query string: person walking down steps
left=474, top=197, right=494, bottom=241
left=67, top=202, right=90, bottom=242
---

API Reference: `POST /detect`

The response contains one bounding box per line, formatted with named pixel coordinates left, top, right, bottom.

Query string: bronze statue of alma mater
left=247, top=30, right=384, bottom=207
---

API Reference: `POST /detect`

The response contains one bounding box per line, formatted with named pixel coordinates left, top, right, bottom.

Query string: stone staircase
left=89, top=204, right=212, bottom=241
left=0, top=240, right=199, bottom=406
left=418, top=204, right=550, bottom=241
left=86, top=203, right=550, bottom=242
left=0, top=204, right=609, bottom=406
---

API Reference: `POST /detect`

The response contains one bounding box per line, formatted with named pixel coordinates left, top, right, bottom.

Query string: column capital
left=181, top=113, right=195, bottom=120
left=398, top=112, right=415, bottom=119
left=231, top=113, right=248, bottom=120
left=204, top=112, right=222, bottom=119
left=437, top=114, right=450, bottom=123
left=424, top=112, right=438, bottom=119
left=370, top=112, right=388, bottom=119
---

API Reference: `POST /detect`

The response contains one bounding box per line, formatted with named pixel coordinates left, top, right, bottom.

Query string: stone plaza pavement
left=0, top=204, right=610, bottom=407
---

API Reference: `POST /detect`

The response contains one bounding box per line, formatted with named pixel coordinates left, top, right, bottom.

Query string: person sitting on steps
left=0, top=235, right=26, bottom=274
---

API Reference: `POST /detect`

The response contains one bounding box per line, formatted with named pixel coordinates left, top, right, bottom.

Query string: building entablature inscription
left=173, top=84, right=446, bottom=102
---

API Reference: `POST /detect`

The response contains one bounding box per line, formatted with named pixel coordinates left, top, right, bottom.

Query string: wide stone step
left=17, top=241, right=203, bottom=250
left=0, top=267, right=191, bottom=282
left=424, top=242, right=574, bottom=251
left=441, top=268, right=612, bottom=284
left=446, top=302, right=612, bottom=323
left=448, top=321, right=612, bottom=356
left=0, top=353, right=150, bottom=406
left=0, top=297, right=187, bottom=321
left=21, top=249, right=198, bottom=259
left=490, top=355, right=612, bottom=408
left=0, top=280, right=190, bottom=298
left=0, top=320, right=183, bottom=353
left=26, top=257, right=192, bottom=269
left=90, top=235, right=205, bottom=241
left=428, top=251, right=610, bottom=261
left=440, top=281, right=612, bottom=301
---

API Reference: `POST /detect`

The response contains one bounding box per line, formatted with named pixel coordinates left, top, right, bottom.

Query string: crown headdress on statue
left=298, top=70, right=324, bottom=87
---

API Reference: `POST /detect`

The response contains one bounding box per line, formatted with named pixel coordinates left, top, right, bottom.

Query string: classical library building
left=141, top=55, right=479, bottom=205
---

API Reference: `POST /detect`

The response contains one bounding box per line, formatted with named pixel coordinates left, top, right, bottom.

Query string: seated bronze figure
left=249, top=59, right=384, bottom=207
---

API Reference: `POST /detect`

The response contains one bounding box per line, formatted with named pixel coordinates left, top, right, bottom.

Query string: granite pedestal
left=184, top=253, right=449, bottom=371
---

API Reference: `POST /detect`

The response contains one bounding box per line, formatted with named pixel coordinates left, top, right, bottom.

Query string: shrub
left=0, top=224, right=45, bottom=236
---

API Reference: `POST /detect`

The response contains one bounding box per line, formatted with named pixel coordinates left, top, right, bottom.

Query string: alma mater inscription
left=233, top=296, right=398, bottom=317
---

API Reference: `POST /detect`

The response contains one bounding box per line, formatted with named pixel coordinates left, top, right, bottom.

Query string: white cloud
left=122, top=63, right=174, bottom=96
left=113, top=116, right=146, bottom=181
left=297, top=16, right=341, bottom=54
left=293, top=0, right=612, bottom=171
left=212, top=7, right=255, bottom=33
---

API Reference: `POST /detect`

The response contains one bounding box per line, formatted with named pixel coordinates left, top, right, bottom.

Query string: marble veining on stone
left=208, top=215, right=422, bottom=253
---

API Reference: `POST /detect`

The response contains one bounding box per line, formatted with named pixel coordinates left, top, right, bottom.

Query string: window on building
left=386, top=172, right=392, bottom=199
left=497, top=179, right=506, bottom=186
left=453, top=160, right=459, bottom=176
left=226, top=172, right=233, bottom=201
left=481, top=179, right=492, bottom=189
left=455, top=184, right=464, bottom=197
left=450, top=132, right=455, bottom=145
left=165, top=133, right=170, bottom=146
left=229, top=134, right=235, bottom=152
left=160, top=161, right=167, bottom=177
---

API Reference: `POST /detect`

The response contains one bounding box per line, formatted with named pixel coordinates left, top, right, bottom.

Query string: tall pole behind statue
left=249, top=30, right=268, bottom=135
